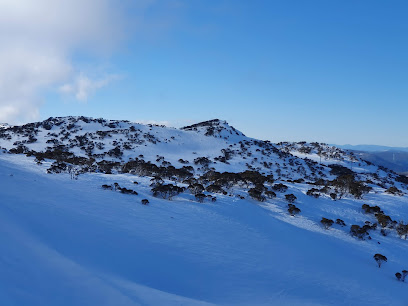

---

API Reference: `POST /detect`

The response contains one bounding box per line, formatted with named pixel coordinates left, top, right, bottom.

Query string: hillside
left=1, top=116, right=408, bottom=305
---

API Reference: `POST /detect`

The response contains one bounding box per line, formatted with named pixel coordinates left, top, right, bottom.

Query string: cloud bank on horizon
left=0, top=0, right=132, bottom=123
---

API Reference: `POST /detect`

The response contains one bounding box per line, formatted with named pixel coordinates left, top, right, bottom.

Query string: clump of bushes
left=362, top=204, right=383, bottom=214
left=194, top=156, right=212, bottom=166
left=306, top=188, right=320, bottom=198
left=195, top=193, right=206, bottom=203
left=152, top=184, right=184, bottom=200
left=272, top=183, right=288, bottom=193
left=330, top=174, right=372, bottom=199
left=395, top=270, right=408, bottom=282
left=328, top=164, right=354, bottom=176
left=375, top=213, right=393, bottom=228
left=385, top=186, right=403, bottom=196
left=188, top=183, right=205, bottom=195
left=361, top=204, right=395, bottom=229
left=288, top=204, right=301, bottom=216
left=206, top=184, right=227, bottom=195
left=120, top=187, right=138, bottom=195
left=248, top=188, right=266, bottom=202
left=321, top=217, right=334, bottom=229
left=265, top=190, right=276, bottom=199
left=396, top=222, right=408, bottom=239
left=285, top=194, right=297, bottom=204
left=102, top=183, right=137, bottom=195
left=350, top=225, right=369, bottom=240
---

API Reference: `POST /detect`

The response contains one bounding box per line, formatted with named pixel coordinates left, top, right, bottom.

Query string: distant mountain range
left=336, top=144, right=408, bottom=152
left=335, top=144, right=408, bottom=175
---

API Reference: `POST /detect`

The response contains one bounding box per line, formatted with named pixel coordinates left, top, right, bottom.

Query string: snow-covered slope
left=1, top=117, right=408, bottom=305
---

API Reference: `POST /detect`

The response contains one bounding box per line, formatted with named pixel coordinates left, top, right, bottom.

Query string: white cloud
left=59, top=73, right=120, bottom=102
left=0, top=0, right=131, bottom=124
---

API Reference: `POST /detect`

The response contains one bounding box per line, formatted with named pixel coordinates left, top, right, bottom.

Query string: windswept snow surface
left=1, top=153, right=408, bottom=305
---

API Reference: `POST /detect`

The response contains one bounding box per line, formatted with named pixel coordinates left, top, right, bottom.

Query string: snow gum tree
left=373, top=254, right=387, bottom=268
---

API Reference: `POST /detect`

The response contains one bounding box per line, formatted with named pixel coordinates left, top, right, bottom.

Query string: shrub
left=350, top=225, right=368, bottom=240
left=265, top=190, right=276, bottom=199
left=272, top=183, right=288, bottom=193
left=396, top=272, right=402, bottom=281
left=306, top=188, right=320, bottom=198
left=248, top=188, right=266, bottom=202
left=194, top=157, right=212, bottom=166
left=402, top=270, right=408, bottom=282
left=330, top=174, right=371, bottom=199
left=102, top=184, right=113, bottom=190
left=152, top=184, right=184, bottom=200
left=375, top=213, right=392, bottom=228
left=330, top=193, right=337, bottom=200
left=362, top=204, right=383, bottom=214
left=107, top=146, right=123, bottom=158
left=336, top=219, right=346, bottom=226
left=188, top=183, right=205, bottom=195
left=396, top=175, right=408, bottom=184
left=285, top=194, right=297, bottom=204
left=321, top=217, right=334, bottom=229
left=364, top=221, right=377, bottom=230
left=288, top=204, right=301, bottom=216
left=373, top=253, right=387, bottom=268
left=385, top=186, right=403, bottom=196
left=240, top=170, right=267, bottom=186
left=206, top=184, right=227, bottom=195
left=120, top=187, right=138, bottom=195
left=396, top=222, right=408, bottom=239
left=195, top=193, right=206, bottom=203
left=328, top=164, right=354, bottom=176
left=150, top=176, right=164, bottom=187
left=141, top=199, right=149, bottom=205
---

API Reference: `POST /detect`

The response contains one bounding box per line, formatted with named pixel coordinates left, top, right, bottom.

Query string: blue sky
left=2, top=1, right=408, bottom=146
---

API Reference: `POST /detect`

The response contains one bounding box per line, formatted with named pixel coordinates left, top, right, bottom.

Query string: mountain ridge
left=0, top=115, right=407, bottom=199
